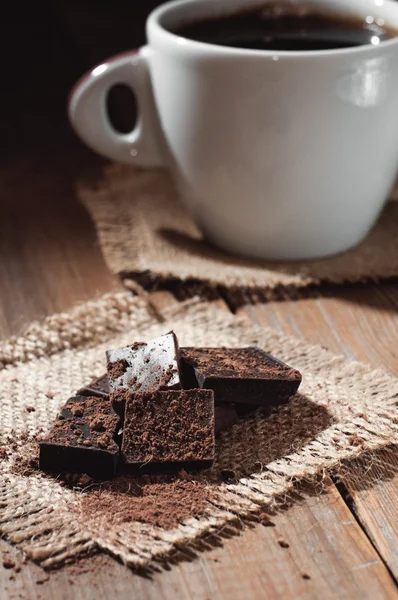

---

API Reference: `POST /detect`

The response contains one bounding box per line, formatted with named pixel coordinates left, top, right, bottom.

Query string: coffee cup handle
left=68, top=48, right=165, bottom=166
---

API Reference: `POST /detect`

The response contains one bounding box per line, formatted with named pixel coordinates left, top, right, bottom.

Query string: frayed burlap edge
left=0, top=294, right=397, bottom=571
left=78, top=165, right=398, bottom=304
left=0, top=290, right=153, bottom=369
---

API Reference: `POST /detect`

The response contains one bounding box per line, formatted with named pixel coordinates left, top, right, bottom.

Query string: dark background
left=2, top=0, right=165, bottom=161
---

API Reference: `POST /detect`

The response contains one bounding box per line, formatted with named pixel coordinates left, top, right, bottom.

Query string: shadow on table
left=211, top=393, right=334, bottom=480
left=154, top=227, right=398, bottom=312
left=336, top=444, right=398, bottom=493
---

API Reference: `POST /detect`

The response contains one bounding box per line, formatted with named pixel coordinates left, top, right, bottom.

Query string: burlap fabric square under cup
left=0, top=291, right=397, bottom=570
left=78, top=166, right=398, bottom=299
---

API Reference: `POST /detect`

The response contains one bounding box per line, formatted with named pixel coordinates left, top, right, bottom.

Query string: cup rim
left=148, top=0, right=398, bottom=58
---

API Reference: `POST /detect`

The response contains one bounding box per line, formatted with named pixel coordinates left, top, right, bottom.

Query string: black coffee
left=173, top=4, right=396, bottom=51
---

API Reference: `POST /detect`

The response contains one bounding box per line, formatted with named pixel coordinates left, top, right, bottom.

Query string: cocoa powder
left=9, top=436, right=214, bottom=528
left=108, top=359, right=129, bottom=380
left=122, top=390, right=214, bottom=465
left=182, top=347, right=302, bottom=380
left=9, top=434, right=41, bottom=477
left=80, top=472, right=212, bottom=530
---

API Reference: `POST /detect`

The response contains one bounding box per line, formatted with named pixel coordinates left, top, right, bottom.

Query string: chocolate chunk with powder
left=181, top=347, right=301, bottom=407
left=121, top=389, right=215, bottom=471
left=39, top=396, right=121, bottom=477
left=77, top=374, right=109, bottom=399
left=107, top=332, right=182, bottom=416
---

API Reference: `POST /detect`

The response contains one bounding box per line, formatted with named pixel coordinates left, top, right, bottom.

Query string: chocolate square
left=39, top=396, right=120, bottom=478
left=107, top=332, right=182, bottom=416
left=181, top=347, right=301, bottom=407
left=121, top=389, right=215, bottom=471
left=77, top=374, right=109, bottom=399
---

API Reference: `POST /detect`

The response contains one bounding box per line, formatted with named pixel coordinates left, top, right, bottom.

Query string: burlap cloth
left=79, top=166, right=398, bottom=299
left=0, top=290, right=397, bottom=570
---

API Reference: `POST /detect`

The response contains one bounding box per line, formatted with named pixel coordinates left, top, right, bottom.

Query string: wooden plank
left=342, top=447, right=398, bottom=580
left=1, top=476, right=396, bottom=599
left=178, top=479, right=398, bottom=600
left=0, top=156, right=119, bottom=339
left=238, top=292, right=398, bottom=587
left=240, top=285, right=398, bottom=375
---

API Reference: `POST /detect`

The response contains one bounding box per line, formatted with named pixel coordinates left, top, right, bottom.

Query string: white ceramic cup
left=69, top=0, right=398, bottom=260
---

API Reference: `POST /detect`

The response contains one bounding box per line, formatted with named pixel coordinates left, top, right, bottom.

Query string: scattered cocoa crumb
left=2, top=557, right=15, bottom=569
left=127, top=376, right=137, bottom=387
left=278, top=539, right=289, bottom=548
left=177, top=469, right=191, bottom=481
left=159, top=364, right=177, bottom=388
left=25, top=406, right=36, bottom=413
left=71, top=407, right=83, bottom=417
left=356, top=413, right=368, bottom=422
left=58, top=473, right=94, bottom=488
left=108, top=359, right=128, bottom=380
left=90, top=418, right=105, bottom=431
left=36, top=573, right=49, bottom=584
left=75, top=473, right=93, bottom=487
left=97, top=434, right=111, bottom=449
left=10, top=439, right=40, bottom=477
left=220, top=469, right=235, bottom=482
left=130, top=342, right=145, bottom=351
left=258, top=512, right=274, bottom=526
left=45, top=392, right=54, bottom=399
left=7, top=431, right=31, bottom=449
left=0, top=448, right=8, bottom=459
left=348, top=434, right=364, bottom=447
left=302, top=573, right=311, bottom=580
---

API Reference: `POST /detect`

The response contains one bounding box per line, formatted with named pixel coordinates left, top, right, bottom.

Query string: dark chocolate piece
left=215, top=404, right=238, bottom=435
left=107, top=332, right=182, bottom=416
left=39, top=396, right=120, bottom=478
left=181, top=347, right=301, bottom=407
left=121, top=389, right=215, bottom=471
left=77, top=374, right=109, bottom=399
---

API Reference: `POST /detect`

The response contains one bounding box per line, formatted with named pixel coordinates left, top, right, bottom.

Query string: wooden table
left=1, top=2, right=396, bottom=597
left=0, top=149, right=397, bottom=600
